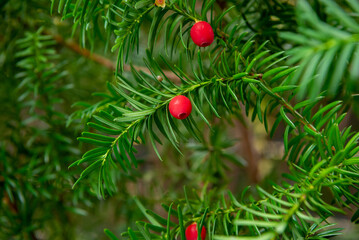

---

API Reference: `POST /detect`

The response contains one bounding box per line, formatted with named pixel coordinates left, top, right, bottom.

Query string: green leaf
left=279, top=107, right=296, bottom=129
left=82, top=132, right=116, bottom=142
left=228, top=192, right=282, bottom=220
left=188, top=94, right=210, bottom=127
left=135, top=222, right=151, bottom=240
left=263, top=66, right=289, bottom=79
left=283, top=126, right=290, bottom=153
left=328, top=43, right=355, bottom=95
left=342, top=157, right=359, bottom=166
left=166, top=203, right=174, bottom=240
left=312, top=101, right=342, bottom=122
left=146, top=209, right=176, bottom=227
left=78, top=137, right=112, bottom=147
left=272, top=85, right=297, bottom=93
left=134, top=197, right=162, bottom=227
left=147, top=116, right=163, bottom=161
left=257, top=51, right=285, bottom=70
left=135, top=0, right=152, bottom=9
left=214, top=232, right=276, bottom=240
left=270, top=67, right=298, bottom=84
left=104, top=229, right=120, bottom=240
left=234, top=220, right=279, bottom=228
left=177, top=205, right=186, bottom=240
left=73, top=159, right=102, bottom=188
left=257, top=187, right=292, bottom=207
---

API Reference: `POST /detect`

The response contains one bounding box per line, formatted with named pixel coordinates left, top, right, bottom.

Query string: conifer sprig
left=116, top=130, right=358, bottom=239
left=282, top=0, right=359, bottom=98
left=72, top=40, right=303, bottom=196
left=73, top=35, right=352, bottom=199
left=48, top=0, right=359, bottom=238
left=1, top=27, right=90, bottom=238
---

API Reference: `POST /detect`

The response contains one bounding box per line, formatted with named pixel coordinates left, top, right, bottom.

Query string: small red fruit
left=169, top=95, right=192, bottom=120
left=185, top=222, right=206, bottom=240
left=190, top=21, right=214, bottom=47
left=155, top=0, right=165, bottom=8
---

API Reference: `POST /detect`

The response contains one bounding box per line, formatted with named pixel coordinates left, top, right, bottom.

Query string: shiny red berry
left=169, top=95, right=192, bottom=120
left=190, top=21, right=214, bottom=47
left=185, top=223, right=206, bottom=240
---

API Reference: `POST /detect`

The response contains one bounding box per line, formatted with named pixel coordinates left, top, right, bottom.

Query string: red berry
left=190, top=21, right=214, bottom=47
left=185, top=223, right=206, bottom=240
left=169, top=95, right=192, bottom=119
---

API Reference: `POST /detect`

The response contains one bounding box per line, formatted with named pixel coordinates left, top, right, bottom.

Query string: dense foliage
left=1, top=0, right=359, bottom=239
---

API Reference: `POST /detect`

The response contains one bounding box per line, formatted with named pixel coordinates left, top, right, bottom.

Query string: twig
left=51, top=34, right=180, bottom=81
left=237, top=108, right=259, bottom=183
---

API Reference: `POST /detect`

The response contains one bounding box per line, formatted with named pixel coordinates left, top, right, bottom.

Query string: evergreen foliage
left=1, top=0, right=359, bottom=239
left=0, top=27, right=90, bottom=238
left=282, top=0, right=359, bottom=98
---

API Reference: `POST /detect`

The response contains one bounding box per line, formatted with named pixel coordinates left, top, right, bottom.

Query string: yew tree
left=1, top=0, right=359, bottom=239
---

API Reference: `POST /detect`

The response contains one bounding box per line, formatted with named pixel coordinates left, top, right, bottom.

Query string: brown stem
left=53, top=34, right=115, bottom=70
left=237, top=109, right=259, bottom=183
left=51, top=34, right=180, bottom=81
